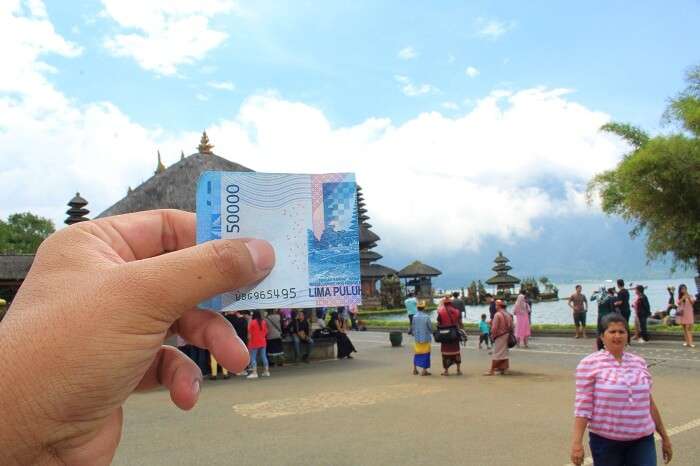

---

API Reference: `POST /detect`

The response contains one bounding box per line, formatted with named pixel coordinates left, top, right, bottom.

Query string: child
left=478, top=314, right=491, bottom=349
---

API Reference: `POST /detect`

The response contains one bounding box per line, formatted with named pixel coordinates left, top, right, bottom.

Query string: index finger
left=83, top=209, right=196, bottom=261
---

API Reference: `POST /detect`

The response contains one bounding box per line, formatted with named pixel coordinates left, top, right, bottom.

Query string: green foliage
left=600, top=122, right=650, bottom=149
left=663, top=64, right=700, bottom=137
left=0, top=212, right=55, bottom=254
left=589, top=66, right=700, bottom=273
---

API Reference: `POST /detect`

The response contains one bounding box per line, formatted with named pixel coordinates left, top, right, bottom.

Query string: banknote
left=196, top=171, right=362, bottom=311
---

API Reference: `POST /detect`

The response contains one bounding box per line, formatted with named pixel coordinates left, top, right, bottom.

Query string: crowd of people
left=179, top=306, right=358, bottom=380
left=571, top=279, right=697, bottom=348
left=408, top=293, right=521, bottom=377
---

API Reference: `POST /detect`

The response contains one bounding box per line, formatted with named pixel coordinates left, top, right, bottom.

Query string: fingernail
left=193, top=379, right=200, bottom=396
left=244, top=239, right=275, bottom=273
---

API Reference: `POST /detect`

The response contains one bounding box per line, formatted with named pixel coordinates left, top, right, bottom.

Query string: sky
left=1, top=0, right=699, bottom=284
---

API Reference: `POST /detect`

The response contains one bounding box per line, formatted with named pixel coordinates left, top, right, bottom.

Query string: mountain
left=378, top=214, right=680, bottom=288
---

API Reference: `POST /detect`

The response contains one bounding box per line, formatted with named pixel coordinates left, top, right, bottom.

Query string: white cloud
left=100, top=0, right=239, bottom=75
left=2, top=2, right=629, bottom=259
left=394, top=75, right=439, bottom=97
left=441, top=101, right=459, bottom=110
left=465, top=66, right=480, bottom=78
left=447, top=54, right=456, bottom=64
left=195, top=93, right=209, bottom=101
left=398, top=46, right=417, bottom=60
left=207, top=80, right=235, bottom=91
left=475, top=17, right=515, bottom=40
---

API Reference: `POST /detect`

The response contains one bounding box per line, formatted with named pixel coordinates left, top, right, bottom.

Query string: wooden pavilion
left=397, top=261, right=441, bottom=299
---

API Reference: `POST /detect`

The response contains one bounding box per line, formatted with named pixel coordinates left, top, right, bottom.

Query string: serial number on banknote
left=233, top=288, right=298, bottom=302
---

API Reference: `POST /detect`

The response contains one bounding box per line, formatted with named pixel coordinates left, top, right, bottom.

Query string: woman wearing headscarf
left=677, top=284, right=696, bottom=348
left=328, top=311, right=357, bottom=359
left=513, top=294, right=531, bottom=348
left=570, top=313, right=672, bottom=465
left=437, top=294, right=463, bottom=376
left=484, top=300, right=513, bottom=376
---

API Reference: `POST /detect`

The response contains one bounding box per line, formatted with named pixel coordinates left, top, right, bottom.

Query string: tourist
left=349, top=304, right=359, bottom=330
left=412, top=301, right=433, bottom=376
left=568, top=285, right=588, bottom=339
left=328, top=311, right=357, bottom=359
left=291, top=310, right=314, bottom=362
left=520, top=289, right=533, bottom=322
left=676, top=284, right=696, bottom=348
left=484, top=300, right=513, bottom=376
left=570, top=313, right=672, bottom=466
left=485, top=293, right=497, bottom=320
left=634, top=285, right=651, bottom=343
left=226, top=310, right=250, bottom=376
left=437, top=294, right=463, bottom=376
left=247, top=310, right=270, bottom=379
left=665, top=286, right=677, bottom=316
left=596, top=288, right=616, bottom=350
left=513, top=294, right=531, bottom=348
left=0, top=210, right=272, bottom=463
left=405, top=292, right=418, bottom=334
left=208, top=353, right=230, bottom=380
left=265, top=310, right=285, bottom=366
left=614, top=279, right=631, bottom=343
left=451, top=291, right=466, bottom=319
left=478, top=313, right=491, bottom=350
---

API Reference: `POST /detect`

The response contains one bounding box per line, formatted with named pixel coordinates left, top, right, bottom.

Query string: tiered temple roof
left=357, top=187, right=396, bottom=280
left=485, top=251, right=521, bottom=288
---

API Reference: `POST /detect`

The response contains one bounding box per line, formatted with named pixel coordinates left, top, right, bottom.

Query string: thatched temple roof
left=397, top=261, right=442, bottom=278
left=361, top=263, right=398, bottom=278
left=0, top=255, right=34, bottom=280
left=98, top=141, right=252, bottom=218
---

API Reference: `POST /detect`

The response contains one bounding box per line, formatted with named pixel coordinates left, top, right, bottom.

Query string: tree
left=588, top=65, right=700, bottom=274
left=0, top=212, right=55, bottom=254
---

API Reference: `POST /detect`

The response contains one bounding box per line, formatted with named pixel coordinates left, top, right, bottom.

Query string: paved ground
left=114, top=333, right=700, bottom=466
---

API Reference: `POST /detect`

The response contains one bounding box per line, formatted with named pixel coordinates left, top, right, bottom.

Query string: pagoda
left=357, top=186, right=396, bottom=307
left=485, top=251, right=520, bottom=294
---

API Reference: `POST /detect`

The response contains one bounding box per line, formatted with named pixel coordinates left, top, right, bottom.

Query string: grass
left=361, top=319, right=700, bottom=334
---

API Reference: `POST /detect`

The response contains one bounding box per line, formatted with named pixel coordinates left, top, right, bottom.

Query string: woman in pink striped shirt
left=570, top=313, right=672, bottom=466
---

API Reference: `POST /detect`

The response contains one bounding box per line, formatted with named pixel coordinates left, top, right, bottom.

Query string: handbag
left=433, top=307, right=460, bottom=343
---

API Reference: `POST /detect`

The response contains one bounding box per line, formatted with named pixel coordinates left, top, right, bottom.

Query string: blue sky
left=43, top=0, right=698, bottom=131
left=2, top=0, right=699, bottom=283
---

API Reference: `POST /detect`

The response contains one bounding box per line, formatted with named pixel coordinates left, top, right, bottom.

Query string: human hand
left=662, top=437, right=673, bottom=463
left=570, top=441, right=584, bottom=465
left=0, top=210, right=274, bottom=465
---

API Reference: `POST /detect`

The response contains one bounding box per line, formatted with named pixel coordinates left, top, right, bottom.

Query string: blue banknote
left=196, top=171, right=362, bottom=311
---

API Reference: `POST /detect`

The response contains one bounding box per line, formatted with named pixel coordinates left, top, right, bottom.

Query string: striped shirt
left=574, top=350, right=655, bottom=441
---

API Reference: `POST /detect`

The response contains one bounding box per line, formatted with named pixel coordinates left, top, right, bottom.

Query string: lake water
left=376, top=278, right=696, bottom=325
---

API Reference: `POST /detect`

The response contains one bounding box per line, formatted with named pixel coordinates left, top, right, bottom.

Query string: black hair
left=452, top=291, right=460, bottom=298
left=678, top=284, right=688, bottom=300
left=617, top=278, right=625, bottom=287
left=600, top=313, right=629, bottom=334
left=575, top=284, right=582, bottom=290
left=480, top=314, right=486, bottom=319
left=635, top=285, right=645, bottom=293
left=252, top=310, right=263, bottom=324
left=607, top=288, right=616, bottom=294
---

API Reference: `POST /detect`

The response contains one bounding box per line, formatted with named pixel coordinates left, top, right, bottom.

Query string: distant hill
left=379, top=214, right=681, bottom=288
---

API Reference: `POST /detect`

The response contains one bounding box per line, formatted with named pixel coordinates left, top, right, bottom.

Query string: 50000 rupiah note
left=196, top=171, right=362, bottom=311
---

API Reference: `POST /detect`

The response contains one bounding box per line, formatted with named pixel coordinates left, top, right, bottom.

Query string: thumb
left=114, top=238, right=274, bottom=323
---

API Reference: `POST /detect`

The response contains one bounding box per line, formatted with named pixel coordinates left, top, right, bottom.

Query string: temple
left=357, top=186, right=396, bottom=307
left=485, top=251, right=521, bottom=294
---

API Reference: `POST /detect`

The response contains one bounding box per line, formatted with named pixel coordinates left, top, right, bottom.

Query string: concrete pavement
left=113, top=333, right=700, bottom=466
